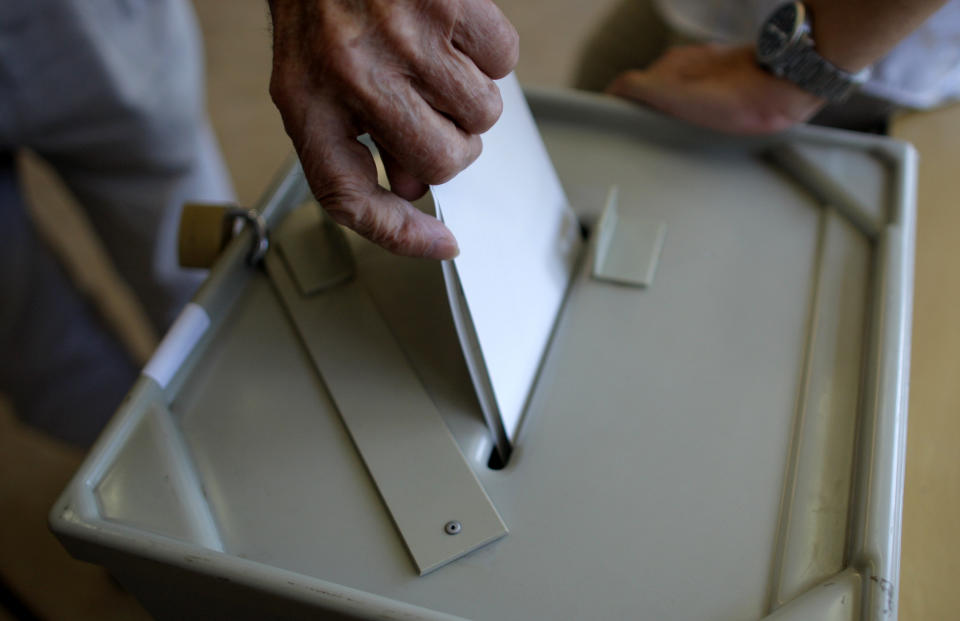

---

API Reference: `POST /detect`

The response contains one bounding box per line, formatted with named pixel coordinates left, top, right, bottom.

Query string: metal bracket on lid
left=592, top=186, right=667, bottom=288
left=265, top=203, right=508, bottom=576
left=226, top=206, right=270, bottom=265
left=275, top=202, right=355, bottom=295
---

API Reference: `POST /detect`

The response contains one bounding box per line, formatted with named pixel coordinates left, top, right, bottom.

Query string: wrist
left=756, top=2, right=870, bottom=103
left=756, top=59, right=827, bottom=125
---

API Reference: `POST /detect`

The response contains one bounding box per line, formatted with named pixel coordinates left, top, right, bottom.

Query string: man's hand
left=268, top=0, right=519, bottom=259
left=607, top=44, right=825, bottom=134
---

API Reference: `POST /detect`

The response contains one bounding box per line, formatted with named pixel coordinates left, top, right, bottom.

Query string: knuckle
left=502, top=23, right=521, bottom=71
left=370, top=214, right=413, bottom=253
left=268, top=73, right=293, bottom=110
left=323, top=193, right=373, bottom=235
left=324, top=41, right=368, bottom=87
left=316, top=178, right=405, bottom=252
left=420, top=140, right=471, bottom=184
left=328, top=197, right=409, bottom=254
left=381, top=22, right=423, bottom=65
left=489, top=21, right=520, bottom=78
left=470, top=80, right=503, bottom=132
left=448, top=75, right=502, bottom=134
left=311, top=165, right=367, bottom=221
left=269, top=64, right=314, bottom=121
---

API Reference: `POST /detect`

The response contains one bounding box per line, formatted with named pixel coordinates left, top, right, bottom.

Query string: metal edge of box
left=523, top=86, right=917, bottom=161
left=47, top=153, right=467, bottom=620
left=525, top=88, right=918, bottom=621
left=847, top=142, right=917, bottom=620
left=51, top=484, right=464, bottom=621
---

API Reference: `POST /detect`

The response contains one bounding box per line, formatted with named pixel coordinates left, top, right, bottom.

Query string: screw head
left=444, top=520, right=462, bottom=535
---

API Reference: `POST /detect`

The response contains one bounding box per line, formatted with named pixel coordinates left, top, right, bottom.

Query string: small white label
left=143, top=303, right=210, bottom=388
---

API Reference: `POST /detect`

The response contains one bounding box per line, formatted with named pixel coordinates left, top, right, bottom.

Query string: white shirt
left=653, top=0, right=960, bottom=108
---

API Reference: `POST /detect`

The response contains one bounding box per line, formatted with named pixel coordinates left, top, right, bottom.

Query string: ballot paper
left=431, top=74, right=582, bottom=456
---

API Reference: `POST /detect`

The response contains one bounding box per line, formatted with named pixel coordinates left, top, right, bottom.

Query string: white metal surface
left=50, top=89, right=915, bottom=620
left=265, top=207, right=507, bottom=575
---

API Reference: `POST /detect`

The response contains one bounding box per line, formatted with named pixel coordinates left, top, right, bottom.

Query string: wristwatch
left=756, top=2, right=870, bottom=103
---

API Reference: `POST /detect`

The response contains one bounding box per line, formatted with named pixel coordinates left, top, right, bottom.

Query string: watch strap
left=779, top=42, right=869, bottom=102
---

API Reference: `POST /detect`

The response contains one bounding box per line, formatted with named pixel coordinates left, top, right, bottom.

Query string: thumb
left=303, top=134, right=460, bottom=260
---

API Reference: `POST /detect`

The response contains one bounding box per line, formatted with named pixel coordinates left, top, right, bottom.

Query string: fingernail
left=424, top=235, right=460, bottom=260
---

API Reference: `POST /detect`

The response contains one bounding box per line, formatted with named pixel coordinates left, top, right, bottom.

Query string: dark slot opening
left=487, top=445, right=509, bottom=470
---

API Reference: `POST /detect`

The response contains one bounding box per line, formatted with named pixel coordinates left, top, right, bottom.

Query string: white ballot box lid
left=51, top=88, right=915, bottom=621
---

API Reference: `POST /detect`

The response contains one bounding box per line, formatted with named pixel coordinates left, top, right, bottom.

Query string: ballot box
left=51, top=88, right=915, bottom=621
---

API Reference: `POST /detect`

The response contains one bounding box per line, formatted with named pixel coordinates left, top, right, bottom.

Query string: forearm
left=807, top=0, right=949, bottom=71
left=606, top=0, right=951, bottom=134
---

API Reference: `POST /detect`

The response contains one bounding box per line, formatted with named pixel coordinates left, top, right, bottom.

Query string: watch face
left=757, top=2, right=805, bottom=64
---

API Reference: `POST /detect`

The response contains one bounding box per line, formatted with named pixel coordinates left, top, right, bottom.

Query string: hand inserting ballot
left=267, top=0, right=519, bottom=259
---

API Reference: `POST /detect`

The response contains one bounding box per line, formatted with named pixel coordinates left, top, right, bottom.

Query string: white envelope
left=431, top=74, right=582, bottom=456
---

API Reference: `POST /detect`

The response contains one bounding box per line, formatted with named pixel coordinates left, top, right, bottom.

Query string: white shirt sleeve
left=652, top=0, right=960, bottom=108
